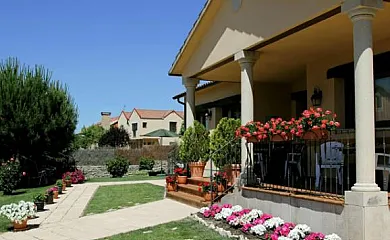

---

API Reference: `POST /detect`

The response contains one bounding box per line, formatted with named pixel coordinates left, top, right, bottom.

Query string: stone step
left=166, top=191, right=209, bottom=208
left=187, top=177, right=211, bottom=186
left=177, top=184, right=203, bottom=197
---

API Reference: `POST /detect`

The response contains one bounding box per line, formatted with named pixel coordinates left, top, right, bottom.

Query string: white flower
left=250, top=224, right=267, bottom=236
left=228, top=216, right=241, bottom=226
left=263, top=217, right=285, bottom=229
left=295, top=224, right=311, bottom=234
left=199, top=207, right=209, bottom=214
left=287, top=229, right=306, bottom=240
left=231, top=205, right=243, bottom=212
left=325, top=233, right=342, bottom=240
left=0, top=201, right=37, bottom=223
left=238, top=209, right=263, bottom=225
left=220, top=208, right=233, bottom=219
left=278, top=237, right=293, bottom=240
left=214, top=213, right=223, bottom=220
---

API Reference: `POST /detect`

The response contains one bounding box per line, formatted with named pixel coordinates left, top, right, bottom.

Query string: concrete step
left=166, top=191, right=209, bottom=208
left=177, top=184, right=203, bottom=197
left=187, top=177, right=211, bottom=186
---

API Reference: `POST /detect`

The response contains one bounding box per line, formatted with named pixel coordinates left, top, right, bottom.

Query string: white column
left=342, top=1, right=387, bottom=240
left=182, top=77, right=199, bottom=128
left=343, top=0, right=383, bottom=192
left=234, top=50, right=258, bottom=168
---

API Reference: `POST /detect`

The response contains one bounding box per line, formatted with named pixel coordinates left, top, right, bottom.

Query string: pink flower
left=314, top=112, right=321, bottom=118
left=305, top=232, right=325, bottom=240
left=241, top=223, right=253, bottom=232
left=222, top=204, right=232, bottom=208
left=316, top=108, right=323, bottom=112
left=335, top=122, right=340, bottom=127
left=22, top=172, right=26, bottom=176
left=325, top=110, right=332, bottom=115
left=329, top=121, right=334, bottom=126
left=321, top=124, right=326, bottom=129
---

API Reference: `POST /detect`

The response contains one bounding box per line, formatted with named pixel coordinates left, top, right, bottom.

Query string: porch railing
left=245, top=128, right=390, bottom=201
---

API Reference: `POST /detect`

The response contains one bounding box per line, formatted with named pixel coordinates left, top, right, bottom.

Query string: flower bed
left=195, top=204, right=341, bottom=240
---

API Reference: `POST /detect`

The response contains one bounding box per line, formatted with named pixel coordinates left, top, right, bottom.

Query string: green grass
left=86, top=175, right=165, bottom=183
left=0, top=185, right=49, bottom=232
left=83, top=183, right=164, bottom=215
left=100, top=218, right=228, bottom=240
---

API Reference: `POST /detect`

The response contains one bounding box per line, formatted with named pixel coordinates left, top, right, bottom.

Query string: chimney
left=101, top=112, right=111, bottom=130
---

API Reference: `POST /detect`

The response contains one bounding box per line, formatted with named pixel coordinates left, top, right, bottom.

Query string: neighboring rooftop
left=133, top=109, right=184, bottom=119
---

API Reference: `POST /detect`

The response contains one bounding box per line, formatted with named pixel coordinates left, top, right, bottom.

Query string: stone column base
left=344, top=191, right=388, bottom=240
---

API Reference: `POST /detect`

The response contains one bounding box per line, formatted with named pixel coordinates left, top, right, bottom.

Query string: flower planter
left=203, top=192, right=217, bottom=201
left=57, top=187, right=63, bottom=194
left=13, top=219, right=28, bottom=231
left=224, top=164, right=241, bottom=186
left=65, top=180, right=72, bottom=187
left=62, top=183, right=66, bottom=191
left=189, top=162, right=206, bottom=178
left=177, top=176, right=187, bottom=184
left=53, top=191, right=59, bottom=199
left=302, top=129, right=329, bottom=141
left=34, top=201, right=44, bottom=212
left=167, top=183, right=176, bottom=192
left=270, top=133, right=291, bottom=142
left=246, top=136, right=259, bottom=143
left=46, top=195, right=54, bottom=204
left=217, top=183, right=225, bottom=192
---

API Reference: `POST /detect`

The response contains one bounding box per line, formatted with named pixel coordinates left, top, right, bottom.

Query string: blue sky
left=0, top=0, right=204, bottom=131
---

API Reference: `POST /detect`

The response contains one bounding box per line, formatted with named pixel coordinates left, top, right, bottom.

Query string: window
left=169, top=122, right=177, bottom=133
left=132, top=123, right=138, bottom=137
left=375, top=77, right=390, bottom=125
left=142, top=122, right=147, bottom=128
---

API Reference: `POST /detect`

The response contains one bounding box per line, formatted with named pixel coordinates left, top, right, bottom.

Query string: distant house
left=98, top=109, right=184, bottom=146
left=97, top=112, right=119, bottom=130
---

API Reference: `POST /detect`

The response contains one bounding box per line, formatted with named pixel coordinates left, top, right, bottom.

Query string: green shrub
left=209, top=118, right=241, bottom=168
left=179, top=121, right=209, bottom=163
left=0, top=158, right=22, bottom=194
left=139, top=157, right=155, bottom=171
left=106, top=156, right=129, bottom=178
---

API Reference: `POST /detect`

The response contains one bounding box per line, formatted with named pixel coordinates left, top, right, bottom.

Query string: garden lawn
left=0, top=185, right=49, bottom=232
left=86, top=175, right=165, bottom=182
left=83, top=183, right=164, bottom=215
left=99, top=217, right=228, bottom=240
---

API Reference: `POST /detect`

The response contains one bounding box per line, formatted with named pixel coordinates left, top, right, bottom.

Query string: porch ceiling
left=198, top=3, right=390, bottom=83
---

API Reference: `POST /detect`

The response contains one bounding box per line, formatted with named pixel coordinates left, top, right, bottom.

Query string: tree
left=98, top=126, right=130, bottom=147
left=209, top=118, right=241, bottom=168
left=0, top=58, right=78, bottom=176
left=74, top=125, right=105, bottom=149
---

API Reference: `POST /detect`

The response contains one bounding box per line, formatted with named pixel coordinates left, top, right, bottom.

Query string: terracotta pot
left=177, top=176, right=187, bottom=184
left=65, top=180, right=72, bottom=187
left=302, top=129, right=329, bottom=141
left=224, top=164, right=241, bottom=185
left=13, top=219, right=28, bottom=231
left=217, top=183, right=225, bottom=192
left=188, top=162, right=206, bottom=178
left=62, top=183, right=66, bottom=191
left=203, top=192, right=217, bottom=201
left=167, top=183, right=175, bottom=192
left=53, top=191, right=59, bottom=199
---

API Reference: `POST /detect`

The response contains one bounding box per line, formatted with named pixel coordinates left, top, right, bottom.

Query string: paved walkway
left=0, top=180, right=198, bottom=240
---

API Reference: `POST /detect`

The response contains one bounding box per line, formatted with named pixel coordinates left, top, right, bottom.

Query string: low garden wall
left=73, top=147, right=171, bottom=178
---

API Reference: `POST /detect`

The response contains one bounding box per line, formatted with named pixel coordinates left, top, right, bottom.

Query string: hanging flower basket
left=302, top=129, right=329, bottom=141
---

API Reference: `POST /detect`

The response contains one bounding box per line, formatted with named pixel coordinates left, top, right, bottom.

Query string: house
left=97, top=112, right=119, bottom=130
left=113, top=108, right=184, bottom=146
left=169, top=0, right=390, bottom=239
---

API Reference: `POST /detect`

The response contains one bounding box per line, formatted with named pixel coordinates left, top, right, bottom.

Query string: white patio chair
left=375, top=153, right=390, bottom=191
left=315, top=141, right=344, bottom=190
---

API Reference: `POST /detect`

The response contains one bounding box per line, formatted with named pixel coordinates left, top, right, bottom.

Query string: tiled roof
left=134, top=109, right=184, bottom=120
left=172, top=81, right=219, bottom=99
left=123, top=111, right=132, bottom=120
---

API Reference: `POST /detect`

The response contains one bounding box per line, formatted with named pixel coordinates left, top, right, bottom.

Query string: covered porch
left=174, top=0, right=390, bottom=239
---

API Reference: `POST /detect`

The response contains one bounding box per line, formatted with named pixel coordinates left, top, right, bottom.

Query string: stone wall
left=78, top=160, right=168, bottom=179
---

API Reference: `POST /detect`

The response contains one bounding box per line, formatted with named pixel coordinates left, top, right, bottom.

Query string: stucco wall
left=183, top=0, right=341, bottom=77
left=195, top=82, right=240, bottom=106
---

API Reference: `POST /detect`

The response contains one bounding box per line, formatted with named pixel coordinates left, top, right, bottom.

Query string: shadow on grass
left=4, top=191, right=27, bottom=196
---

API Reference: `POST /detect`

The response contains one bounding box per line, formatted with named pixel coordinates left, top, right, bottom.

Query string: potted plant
left=33, top=193, right=45, bottom=211
left=45, top=188, right=54, bottom=204
left=174, top=167, right=187, bottom=184
left=0, top=201, right=36, bottom=230
left=52, top=186, right=59, bottom=199
left=63, top=172, right=72, bottom=187
left=198, top=182, right=217, bottom=201
left=56, top=180, right=63, bottom=194
left=165, top=175, right=176, bottom=192
left=214, top=171, right=228, bottom=192
left=299, top=108, right=340, bottom=140
left=179, top=121, right=210, bottom=178
left=210, top=118, right=241, bottom=185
